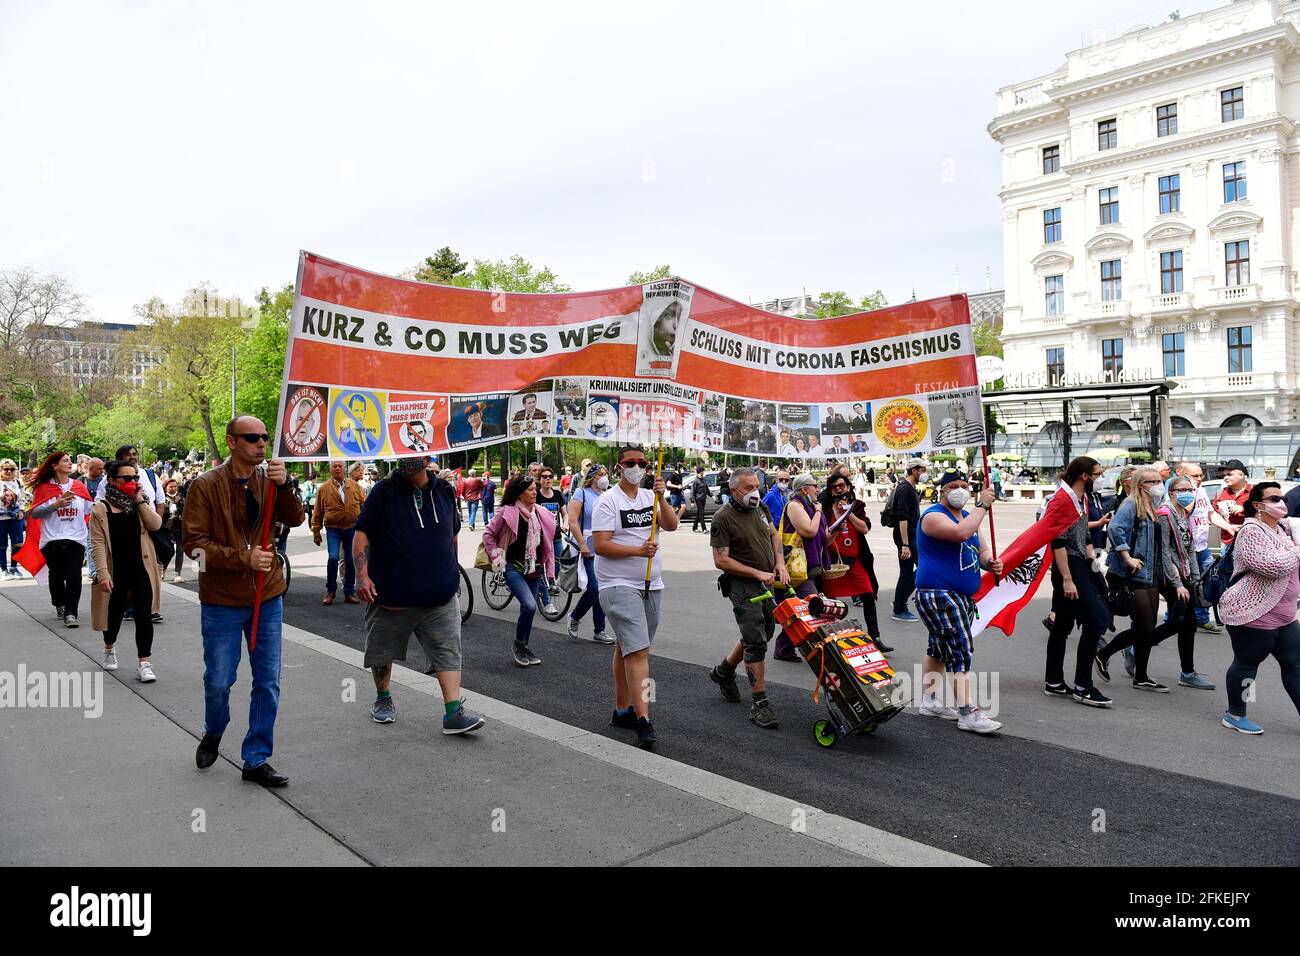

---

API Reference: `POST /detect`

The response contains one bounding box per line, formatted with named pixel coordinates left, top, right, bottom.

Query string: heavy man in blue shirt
left=353, top=457, right=485, bottom=734
left=914, top=471, right=1003, bottom=735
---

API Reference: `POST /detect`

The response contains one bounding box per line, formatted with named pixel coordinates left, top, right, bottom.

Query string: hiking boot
left=709, top=665, right=741, bottom=703
left=749, top=699, right=780, bottom=729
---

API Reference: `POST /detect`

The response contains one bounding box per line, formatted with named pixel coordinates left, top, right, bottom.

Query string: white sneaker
left=172, top=573, right=184, bottom=583
left=957, top=708, right=1002, bottom=735
left=102, top=649, right=119, bottom=671
left=918, top=697, right=960, bottom=720
left=138, top=662, right=157, bottom=683
left=543, top=603, right=558, bottom=616
left=63, top=614, right=78, bottom=628
left=566, top=617, right=580, bottom=639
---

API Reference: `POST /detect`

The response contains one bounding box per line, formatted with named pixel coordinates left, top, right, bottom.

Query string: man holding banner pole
left=592, top=445, right=679, bottom=750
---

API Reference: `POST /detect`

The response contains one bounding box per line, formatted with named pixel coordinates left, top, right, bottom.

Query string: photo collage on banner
left=776, top=403, right=821, bottom=458
left=552, top=379, right=587, bottom=436
left=697, top=391, right=725, bottom=451
left=506, top=383, right=554, bottom=439
left=723, top=397, right=777, bottom=453
left=586, top=378, right=699, bottom=448
left=328, top=388, right=389, bottom=459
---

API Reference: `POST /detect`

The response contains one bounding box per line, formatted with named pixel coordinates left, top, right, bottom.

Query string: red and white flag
left=971, top=486, right=1081, bottom=637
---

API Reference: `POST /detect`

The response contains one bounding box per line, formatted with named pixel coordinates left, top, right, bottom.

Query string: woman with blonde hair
left=564, top=463, right=613, bottom=644
left=0, top=458, right=25, bottom=579
left=1096, top=467, right=1174, bottom=691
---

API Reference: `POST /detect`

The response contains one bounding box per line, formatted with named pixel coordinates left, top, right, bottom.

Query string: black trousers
left=893, top=546, right=916, bottom=614
left=1046, top=558, right=1107, bottom=689
left=1225, top=620, right=1300, bottom=717
left=105, top=572, right=154, bottom=657
left=692, top=500, right=708, bottom=531
left=42, top=541, right=84, bottom=617
left=1100, top=586, right=1195, bottom=680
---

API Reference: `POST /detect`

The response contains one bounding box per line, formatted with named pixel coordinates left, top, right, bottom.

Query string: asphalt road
left=186, top=502, right=1300, bottom=867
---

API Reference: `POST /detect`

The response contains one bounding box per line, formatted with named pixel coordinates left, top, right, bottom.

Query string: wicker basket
left=824, top=562, right=851, bottom=580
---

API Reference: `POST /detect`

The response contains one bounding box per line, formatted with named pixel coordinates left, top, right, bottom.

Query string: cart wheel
left=813, top=719, right=838, bottom=748
left=862, top=722, right=877, bottom=733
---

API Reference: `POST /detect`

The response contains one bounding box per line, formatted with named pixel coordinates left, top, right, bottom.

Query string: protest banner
left=275, top=251, right=980, bottom=461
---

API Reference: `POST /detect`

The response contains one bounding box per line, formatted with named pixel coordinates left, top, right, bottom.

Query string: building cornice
left=1061, top=114, right=1294, bottom=175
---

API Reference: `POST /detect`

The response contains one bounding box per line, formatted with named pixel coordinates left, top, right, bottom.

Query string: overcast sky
left=0, top=0, right=1224, bottom=321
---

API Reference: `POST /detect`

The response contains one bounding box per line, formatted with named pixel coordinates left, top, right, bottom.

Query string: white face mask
left=777, top=481, right=789, bottom=491
left=594, top=476, right=609, bottom=491
left=742, top=490, right=761, bottom=509
left=621, top=465, right=646, bottom=486
left=946, top=488, right=970, bottom=510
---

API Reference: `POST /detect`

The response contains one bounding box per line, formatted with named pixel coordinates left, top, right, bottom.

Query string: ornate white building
left=989, top=0, right=1300, bottom=469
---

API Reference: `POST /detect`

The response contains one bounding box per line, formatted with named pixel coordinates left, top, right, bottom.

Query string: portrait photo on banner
left=279, top=383, right=330, bottom=459
left=585, top=393, right=619, bottom=440
left=507, top=384, right=554, bottom=438
left=926, top=388, right=986, bottom=448
left=447, top=394, right=509, bottom=447
left=819, top=400, right=871, bottom=436
left=387, top=393, right=449, bottom=455
left=698, top=391, right=725, bottom=450
left=634, top=278, right=694, bottom=379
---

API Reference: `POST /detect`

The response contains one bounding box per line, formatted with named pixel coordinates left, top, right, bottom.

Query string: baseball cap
left=906, top=458, right=927, bottom=472
left=1222, top=459, right=1248, bottom=476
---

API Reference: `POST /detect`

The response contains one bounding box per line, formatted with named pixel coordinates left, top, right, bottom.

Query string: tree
left=973, top=320, right=1003, bottom=358
left=0, top=414, right=56, bottom=466
left=812, top=289, right=888, bottom=318
left=627, top=265, right=672, bottom=285
left=444, top=255, right=571, bottom=293
left=0, top=267, right=85, bottom=414
left=207, top=283, right=293, bottom=431
left=413, top=247, right=468, bottom=285
left=857, top=290, right=888, bottom=311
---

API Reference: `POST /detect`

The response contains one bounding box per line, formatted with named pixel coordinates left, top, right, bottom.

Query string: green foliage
left=443, top=255, right=571, bottom=293
left=857, top=290, right=888, bottom=311
left=627, top=265, right=672, bottom=285
left=0, top=415, right=56, bottom=465
left=814, top=290, right=888, bottom=318
left=413, top=247, right=468, bottom=285
left=973, top=321, right=1003, bottom=358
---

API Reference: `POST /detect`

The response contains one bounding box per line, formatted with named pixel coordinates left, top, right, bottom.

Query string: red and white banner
left=275, top=251, right=980, bottom=461
left=972, top=487, right=1081, bottom=637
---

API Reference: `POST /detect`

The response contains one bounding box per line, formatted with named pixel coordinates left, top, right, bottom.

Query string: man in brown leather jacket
left=310, top=460, right=363, bottom=605
left=182, top=416, right=304, bottom=788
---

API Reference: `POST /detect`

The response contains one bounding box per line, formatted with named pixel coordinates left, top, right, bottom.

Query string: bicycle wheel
left=458, top=565, right=473, bottom=623
left=539, top=585, right=573, bottom=622
left=482, top=569, right=513, bottom=610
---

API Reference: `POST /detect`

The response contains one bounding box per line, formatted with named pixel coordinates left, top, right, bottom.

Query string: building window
left=1046, top=347, right=1065, bottom=384
left=1101, top=259, right=1122, bottom=301
left=1102, top=338, right=1124, bottom=378
left=1043, top=206, right=1062, bottom=243
left=1225, top=240, right=1250, bottom=286
left=1223, top=161, right=1247, bottom=203
left=1158, top=174, right=1180, bottom=214
left=1227, top=326, right=1253, bottom=373
left=1162, top=333, right=1185, bottom=377
left=1156, top=102, right=1178, bottom=137
left=1098, top=118, right=1117, bottom=150
left=1160, top=250, right=1184, bottom=294
left=1098, top=186, right=1119, bottom=225
left=1043, top=144, right=1060, bottom=174
left=1045, top=275, right=1064, bottom=315
left=1221, top=86, right=1244, bottom=122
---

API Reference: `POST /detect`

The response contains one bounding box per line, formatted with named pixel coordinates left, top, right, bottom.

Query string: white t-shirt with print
left=1189, top=486, right=1211, bottom=552
left=592, top=484, right=663, bottom=591
left=39, top=480, right=91, bottom=547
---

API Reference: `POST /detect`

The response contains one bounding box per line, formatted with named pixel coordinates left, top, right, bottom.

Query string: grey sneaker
left=956, top=708, right=1003, bottom=734
left=1198, top=620, right=1223, bottom=634
left=371, top=695, right=396, bottom=723
left=101, top=649, right=119, bottom=671
left=1179, top=671, right=1216, bottom=690
left=918, top=696, right=960, bottom=720
left=592, top=631, right=614, bottom=645
left=63, top=614, right=78, bottom=628
left=749, top=699, right=780, bottom=729
left=566, top=617, right=581, bottom=639
left=442, top=700, right=485, bottom=735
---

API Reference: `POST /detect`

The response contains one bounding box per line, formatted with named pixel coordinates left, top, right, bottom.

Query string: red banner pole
left=981, top=445, right=998, bottom=561
left=248, top=470, right=277, bottom=653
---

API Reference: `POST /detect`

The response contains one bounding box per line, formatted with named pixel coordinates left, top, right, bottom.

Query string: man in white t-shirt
left=592, top=445, right=679, bottom=750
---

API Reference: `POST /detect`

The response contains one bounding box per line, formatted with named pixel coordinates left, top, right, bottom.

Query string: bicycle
left=458, top=565, right=473, bottom=623
left=480, top=567, right=573, bottom=621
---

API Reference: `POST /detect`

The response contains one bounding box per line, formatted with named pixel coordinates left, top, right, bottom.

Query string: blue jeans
left=0, top=519, right=23, bottom=571
left=201, top=597, right=284, bottom=770
left=1194, top=549, right=1212, bottom=625
left=468, top=501, right=480, bottom=527
left=570, top=554, right=606, bottom=632
left=325, top=526, right=356, bottom=595
left=503, top=566, right=538, bottom=644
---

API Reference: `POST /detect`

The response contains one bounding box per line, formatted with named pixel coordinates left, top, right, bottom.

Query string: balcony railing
left=1150, top=292, right=1189, bottom=312
left=1227, top=373, right=1254, bottom=388
left=1088, top=299, right=1129, bottom=320
left=1209, top=284, right=1259, bottom=305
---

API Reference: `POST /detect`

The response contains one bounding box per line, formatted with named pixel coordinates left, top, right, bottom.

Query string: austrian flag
left=971, top=487, right=1082, bottom=637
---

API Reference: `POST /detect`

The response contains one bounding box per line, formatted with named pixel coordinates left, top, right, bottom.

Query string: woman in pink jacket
left=484, top=475, right=556, bottom=668
left=1217, top=481, right=1300, bottom=734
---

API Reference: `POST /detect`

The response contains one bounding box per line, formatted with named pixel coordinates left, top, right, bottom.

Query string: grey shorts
left=599, top=586, right=661, bottom=655
left=727, top=576, right=777, bottom=663
left=363, top=599, right=462, bottom=672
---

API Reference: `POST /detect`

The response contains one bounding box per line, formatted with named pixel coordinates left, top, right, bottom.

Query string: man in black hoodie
left=353, top=457, right=484, bottom=734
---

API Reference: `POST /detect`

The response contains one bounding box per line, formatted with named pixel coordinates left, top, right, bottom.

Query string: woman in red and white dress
left=821, top=472, right=892, bottom=653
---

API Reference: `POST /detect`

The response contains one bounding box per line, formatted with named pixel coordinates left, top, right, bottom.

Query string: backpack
left=880, top=484, right=900, bottom=528
left=1201, top=540, right=1242, bottom=606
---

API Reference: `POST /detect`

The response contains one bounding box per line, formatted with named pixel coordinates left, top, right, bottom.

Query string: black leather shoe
left=241, top=763, right=289, bottom=788
left=195, top=733, right=221, bottom=770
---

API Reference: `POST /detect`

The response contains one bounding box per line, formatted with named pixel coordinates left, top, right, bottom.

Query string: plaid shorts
left=914, top=588, right=976, bottom=673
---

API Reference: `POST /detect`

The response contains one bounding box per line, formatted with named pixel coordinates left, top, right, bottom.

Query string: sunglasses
left=113, top=474, right=139, bottom=481
left=621, top=460, right=649, bottom=469
left=1261, top=496, right=1284, bottom=503
left=540, top=474, right=553, bottom=480
left=238, top=433, right=271, bottom=444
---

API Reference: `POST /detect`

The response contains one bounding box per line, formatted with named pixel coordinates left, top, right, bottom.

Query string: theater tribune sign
left=991, top=367, right=1159, bottom=391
